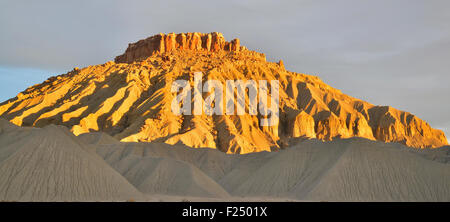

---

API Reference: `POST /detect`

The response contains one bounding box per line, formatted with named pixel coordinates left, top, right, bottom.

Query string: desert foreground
left=0, top=119, right=448, bottom=202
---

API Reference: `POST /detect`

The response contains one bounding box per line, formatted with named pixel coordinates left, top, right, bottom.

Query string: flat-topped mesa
left=115, top=32, right=246, bottom=63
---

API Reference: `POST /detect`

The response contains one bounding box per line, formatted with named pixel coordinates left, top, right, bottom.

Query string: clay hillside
left=0, top=32, right=447, bottom=154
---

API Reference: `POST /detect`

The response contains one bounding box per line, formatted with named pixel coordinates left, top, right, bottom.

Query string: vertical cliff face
left=0, top=32, right=447, bottom=153
left=115, top=32, right=245, bottom=63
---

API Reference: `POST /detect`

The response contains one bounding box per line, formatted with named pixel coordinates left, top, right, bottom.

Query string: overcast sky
left=0, top=0, right=449, bottom=140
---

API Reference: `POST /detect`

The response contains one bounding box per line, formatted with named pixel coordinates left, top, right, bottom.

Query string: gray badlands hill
left=0, top=119, right=142, bottom=201
left=1, top=120, right=449, bottom=201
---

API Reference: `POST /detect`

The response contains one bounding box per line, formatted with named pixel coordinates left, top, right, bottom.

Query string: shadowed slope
left=99, top=146, right=230, bottom=198
left=0, top=121, right=449, bottom=201
left=87, top=131, right=450, bottom=201
left=0, top=119, right=142, bottom=201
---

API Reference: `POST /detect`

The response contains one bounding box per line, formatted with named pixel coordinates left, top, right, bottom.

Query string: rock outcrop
left=0, top=32, right=447, bottom=153
left=115, top=32, right=244, bottom=63
left=286, top=110, right=316, bottom=138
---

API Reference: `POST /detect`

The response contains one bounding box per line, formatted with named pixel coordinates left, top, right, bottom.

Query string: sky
left=0, top=0, right=449, bottom=140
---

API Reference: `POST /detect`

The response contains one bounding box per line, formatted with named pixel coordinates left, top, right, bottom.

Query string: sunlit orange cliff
left=0, top=32, right=447, bottom=154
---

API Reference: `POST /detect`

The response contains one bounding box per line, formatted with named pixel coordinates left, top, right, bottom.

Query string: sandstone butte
left=0, top=32, right=447, bottom=154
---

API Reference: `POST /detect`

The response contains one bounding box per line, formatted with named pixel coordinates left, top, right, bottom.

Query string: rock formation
left=115, top=32, right=244, bottom=63
left=0, top=32, right=447, bottom=153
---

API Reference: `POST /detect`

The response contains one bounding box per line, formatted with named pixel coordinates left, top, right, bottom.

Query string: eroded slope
left=0, top=32, right=446, bottom=153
